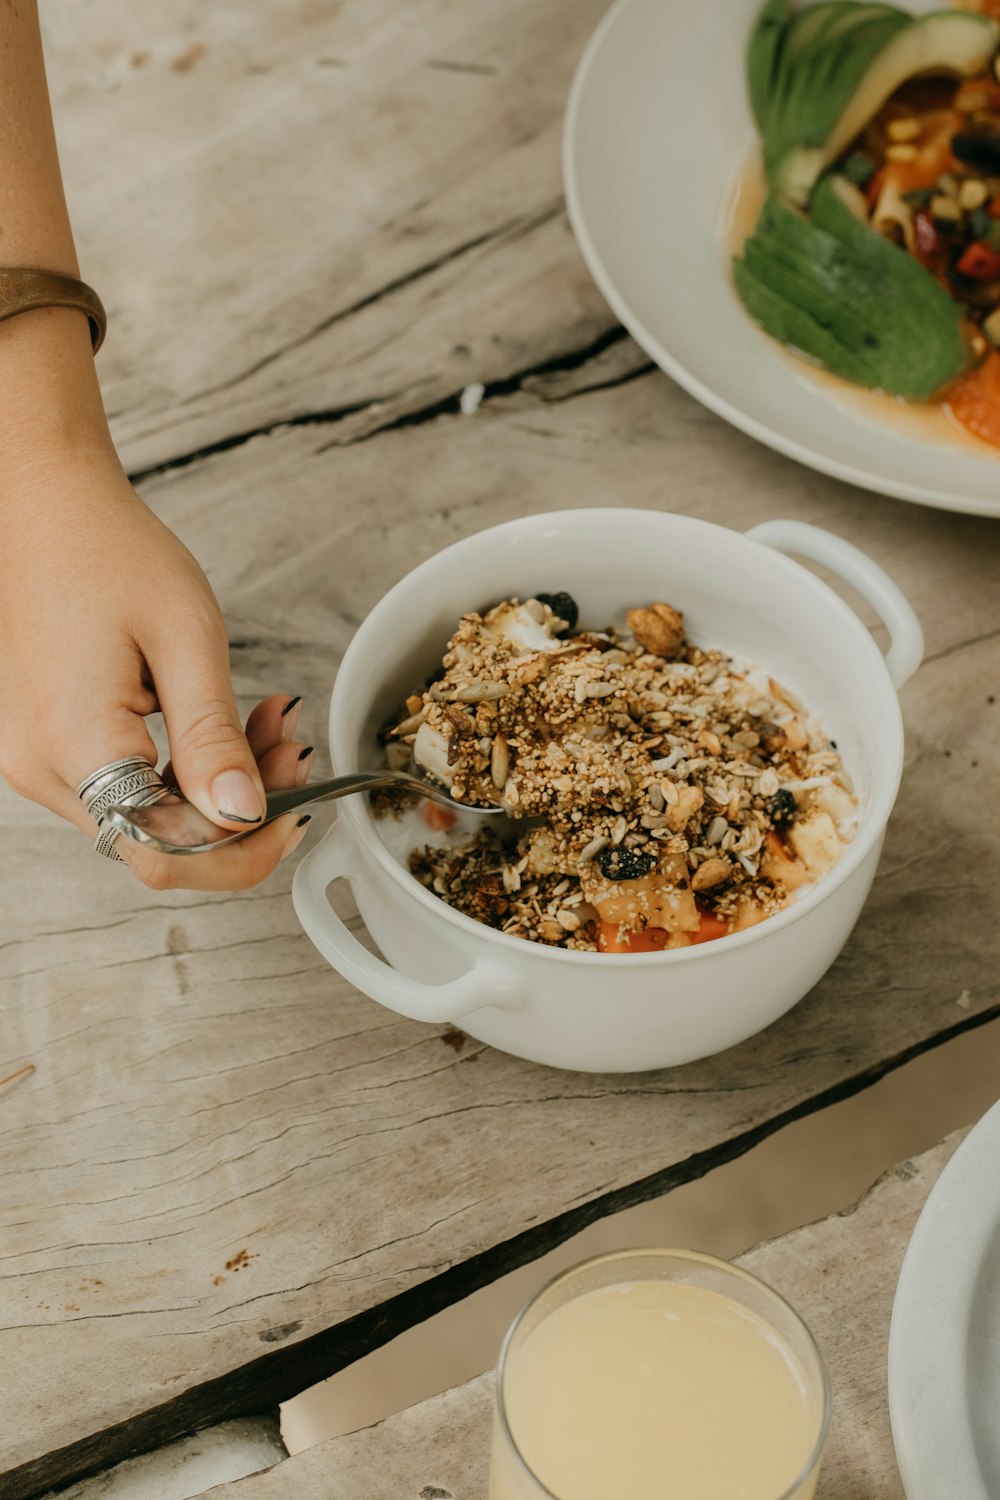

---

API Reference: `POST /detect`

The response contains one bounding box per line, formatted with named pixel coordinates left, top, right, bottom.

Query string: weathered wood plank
left=198, top=1134, right=963, bottom=1499
left=41, top=0, right=614, bottom=474
left=3, top=369, right=1000, bottom=1497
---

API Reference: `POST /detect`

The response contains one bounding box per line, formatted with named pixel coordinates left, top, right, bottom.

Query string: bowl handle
left=292, top=822, right=525, bottom=1024
left=746, top=519, right=924, bottom=690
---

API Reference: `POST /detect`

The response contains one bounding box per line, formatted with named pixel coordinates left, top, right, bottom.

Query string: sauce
left=491, top=1279, right=822, bottom=1500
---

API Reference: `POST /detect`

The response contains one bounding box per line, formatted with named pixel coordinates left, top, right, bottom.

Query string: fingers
left=146, top=610, right=266, bottom=832
left=259, top=740, right=314, bottom=791
left=115, top=811, right=312, bottom=892
left=246, top=694, right=302, bottom=759
left=109, top=720, right=314, bottom=891
left=61, top=680, right=316, bottom=889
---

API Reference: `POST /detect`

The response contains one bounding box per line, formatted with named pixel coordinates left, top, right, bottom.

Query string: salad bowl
left=564, top=0, right=1000, bottom=515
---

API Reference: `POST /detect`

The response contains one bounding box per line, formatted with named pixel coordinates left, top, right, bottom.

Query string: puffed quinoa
left=378, top=594, right=856, bottom=951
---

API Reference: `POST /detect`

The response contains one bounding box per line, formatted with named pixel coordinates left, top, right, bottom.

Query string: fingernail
left=296, top=746, right=314, bottom=787
left=281, top=814, right=311, bottom=861
left=281, top=695, right=303, bottom=742
left=212, top=770, right=264, bottom=824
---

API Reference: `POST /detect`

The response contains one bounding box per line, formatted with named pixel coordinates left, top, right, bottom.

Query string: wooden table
left=3, top=3, right=998, bottom=1496
left=196, top=1132, right=963, bottom=1500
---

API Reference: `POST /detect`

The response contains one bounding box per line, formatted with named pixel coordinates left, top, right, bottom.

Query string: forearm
left=0, top=2, right=112, bottom=473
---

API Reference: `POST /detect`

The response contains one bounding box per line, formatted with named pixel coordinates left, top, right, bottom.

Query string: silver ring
left=78, top=757, right=173, bottom=863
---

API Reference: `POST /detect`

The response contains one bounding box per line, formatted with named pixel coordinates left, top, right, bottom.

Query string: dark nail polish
left=281, top=696, right=302, bottom=717
left=218, top=811, right=264, bottom=825
left=296, top=814, right=312, bottom=828
left=298, top=745, right=314, bottom=762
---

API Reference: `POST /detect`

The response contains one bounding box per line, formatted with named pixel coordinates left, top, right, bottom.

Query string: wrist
left=0, top=305, right=113, bottom=480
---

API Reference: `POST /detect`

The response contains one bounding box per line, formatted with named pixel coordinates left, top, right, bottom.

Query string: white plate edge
left=887, top=1098, right=1000, bottom=1499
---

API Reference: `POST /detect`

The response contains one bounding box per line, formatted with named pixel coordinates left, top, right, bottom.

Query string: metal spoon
left=102, top=769, right=504, bottom=856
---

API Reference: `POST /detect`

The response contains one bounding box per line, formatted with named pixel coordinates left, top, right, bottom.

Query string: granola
left=377, top=594, right=857, bottom=953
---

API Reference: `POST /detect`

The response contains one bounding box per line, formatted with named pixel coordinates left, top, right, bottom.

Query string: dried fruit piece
left=769, top=788, right=797, bottom=826
left=597, top=845, right=657, bottom=882
left=534, top=591, right=579, bottom=632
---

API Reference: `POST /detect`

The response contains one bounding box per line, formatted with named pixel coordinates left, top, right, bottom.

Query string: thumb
left=149, top=619, right=266, bottom=830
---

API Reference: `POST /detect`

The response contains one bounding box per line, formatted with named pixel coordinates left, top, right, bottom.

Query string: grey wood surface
left=3, top=3, right=999, bottom=1497
left=200, top=1133, right=963, bottom=1500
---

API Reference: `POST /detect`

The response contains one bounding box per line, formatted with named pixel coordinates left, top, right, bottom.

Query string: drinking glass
left=490, top=1247, right=831, bottom=1500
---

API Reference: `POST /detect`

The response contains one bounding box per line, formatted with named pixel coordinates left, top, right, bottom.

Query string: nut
left=627, top=602, right=685, bottom=660
left=663, top=782, right=703, bottom=832
left=691, top=855, right=733, bottom=891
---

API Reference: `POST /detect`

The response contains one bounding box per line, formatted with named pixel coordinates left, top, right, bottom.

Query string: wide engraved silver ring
left=77, top=757, right=173, bottom=863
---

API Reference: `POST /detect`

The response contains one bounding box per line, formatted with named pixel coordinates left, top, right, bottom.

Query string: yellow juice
left=492, top=1278, right=821, bottom=1500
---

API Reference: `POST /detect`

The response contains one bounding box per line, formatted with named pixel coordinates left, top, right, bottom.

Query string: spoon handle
left=102, top=770, right=468, bottom=855
left=264, top=772, right=409, bottom=820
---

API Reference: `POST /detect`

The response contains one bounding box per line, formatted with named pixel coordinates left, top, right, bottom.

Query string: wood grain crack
left=128, top=323, right=642, bottom=488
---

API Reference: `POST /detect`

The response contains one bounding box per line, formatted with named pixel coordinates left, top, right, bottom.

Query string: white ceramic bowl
left=293, top=511, right=922, bottom=1073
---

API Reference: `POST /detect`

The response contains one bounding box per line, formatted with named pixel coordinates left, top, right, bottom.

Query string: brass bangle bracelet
left=0, top=268, right=106, bottom=354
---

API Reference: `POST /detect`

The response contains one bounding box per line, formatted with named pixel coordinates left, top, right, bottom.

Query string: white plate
left=888, top=1099, right=1000, bottom=1498
left=563, top=0, right=1000, bottom=516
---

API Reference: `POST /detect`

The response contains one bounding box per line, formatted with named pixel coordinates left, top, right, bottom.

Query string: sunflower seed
left=579, top=835, right=609, bottom=863
left=452, top=682, right=510, bottom=703
left=491, top=735, right=510, bottom=789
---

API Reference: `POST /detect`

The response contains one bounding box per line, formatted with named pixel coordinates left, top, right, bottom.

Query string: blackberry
left=535, top=591, right=579, bottom=633
left=597, top=845, right=656, bottom=882
left=768, top=788, right=797, bottom=826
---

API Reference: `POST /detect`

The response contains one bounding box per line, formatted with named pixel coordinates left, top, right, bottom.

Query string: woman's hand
left=0, top=442, right=313, bottom=890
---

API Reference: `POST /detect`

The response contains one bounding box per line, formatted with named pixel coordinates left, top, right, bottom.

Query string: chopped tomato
left=956, top=242, right=1000, bottom=281
left=947, top=351, right=1000, bottom=449
left=597, top=910, right=731, bottom=953
left=691, top=910, right=731, bottom=945
left=912, top=211, right=946, bottom=274
left=421, top=800, right=458, bottom=832
left=597, top=921, right=668, bottom=954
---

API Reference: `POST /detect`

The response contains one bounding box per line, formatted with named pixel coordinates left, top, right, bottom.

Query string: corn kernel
left=885, top=143, right=917, bottom=162
left=886, top=116, right=921, bottom=143
left=959, top=178, right=989, bottom=211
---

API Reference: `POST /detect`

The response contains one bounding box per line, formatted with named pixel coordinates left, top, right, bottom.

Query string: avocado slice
left=749, top=0, right=1000, bottom=206
left=732, top=176, right=971, bottom=397
left=770, top=12, right=912, bottom=195
left=733, top=258, right=883, bottom=385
